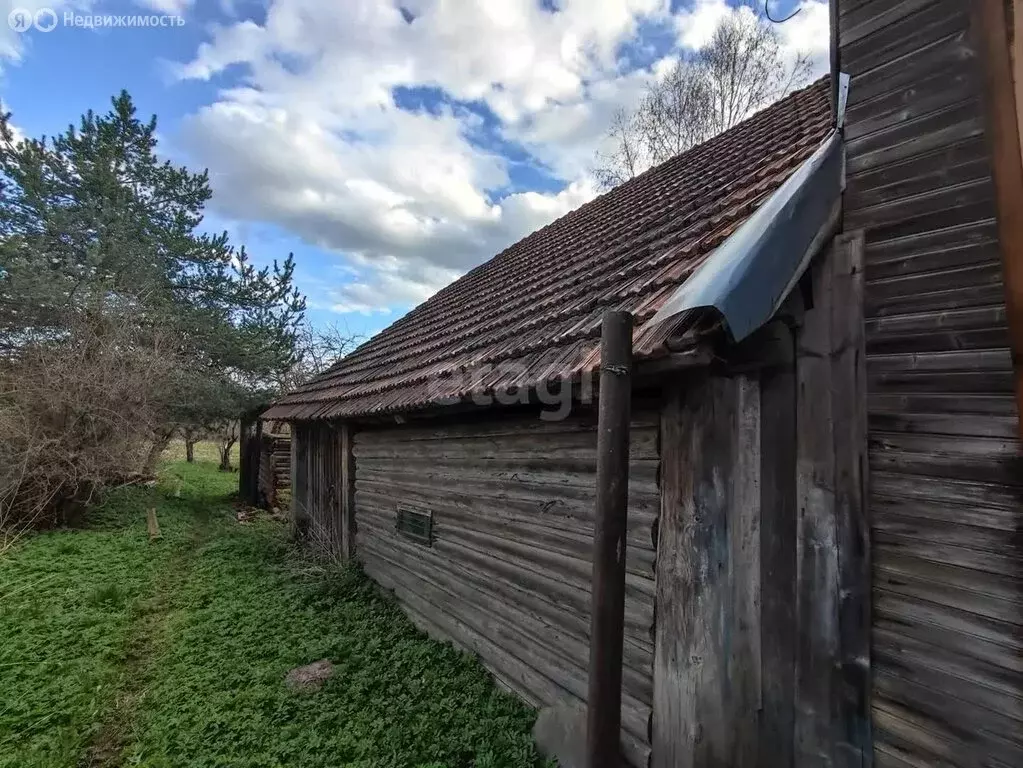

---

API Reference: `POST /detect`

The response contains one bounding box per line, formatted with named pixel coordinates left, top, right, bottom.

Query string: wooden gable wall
left=839, top=1, right=1023, bottom=765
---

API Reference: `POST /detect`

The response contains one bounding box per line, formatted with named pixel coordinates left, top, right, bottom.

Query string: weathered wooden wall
left=840, top=1, right=1023, bottom=764
left=257, top=433, right=291, bottom=510
left=353, top=408, right=659, bottom=767
left=651, top=235, right=870, bottom=768
left=290, top=421, right=343, bottom=555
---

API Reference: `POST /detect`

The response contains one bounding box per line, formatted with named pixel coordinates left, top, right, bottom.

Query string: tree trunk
left=144, top=430, right=173, bottom=475
left=218, top=439, right=236, bottom=472
left=185, top=440, right=195, bottom=463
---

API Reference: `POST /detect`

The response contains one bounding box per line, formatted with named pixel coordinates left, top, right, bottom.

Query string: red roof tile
left=265, top=78, right=832, bottom=421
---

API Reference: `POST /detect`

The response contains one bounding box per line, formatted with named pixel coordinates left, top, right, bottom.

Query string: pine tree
left=0, top=92, right=306, bottom=450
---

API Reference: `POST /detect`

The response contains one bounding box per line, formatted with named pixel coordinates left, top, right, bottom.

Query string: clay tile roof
left=265, top=77, right=832, bottom=421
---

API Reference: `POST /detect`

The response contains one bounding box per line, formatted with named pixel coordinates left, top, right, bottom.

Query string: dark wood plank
left=830, top=234, right=872, bottom=767
left=794, top=242, right=840, bottom=767
left=731, top=374, right=763, bottom=767
left=341, top=422, right=356, bottom=560
left=757, top=337, right=798, bottom=768
left=653, top=374, right=763, bottom=767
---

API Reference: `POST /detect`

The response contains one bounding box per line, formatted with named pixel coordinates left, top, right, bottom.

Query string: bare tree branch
left=592, top=9, right=812, bottom=190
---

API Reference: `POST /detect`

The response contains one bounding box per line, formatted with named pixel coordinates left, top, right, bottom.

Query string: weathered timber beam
left=340, top=422, right=356, bottom=562
left=652, top=371, right=762, bottom=767
left=632, top=346, right=714, bottom=379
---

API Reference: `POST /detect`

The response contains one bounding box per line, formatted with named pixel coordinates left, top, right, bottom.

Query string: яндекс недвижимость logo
left=8, top=8, right=58, bottom=33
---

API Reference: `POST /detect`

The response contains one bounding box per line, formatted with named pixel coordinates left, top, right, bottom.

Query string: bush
left=0, top=311, right=179, bottom=534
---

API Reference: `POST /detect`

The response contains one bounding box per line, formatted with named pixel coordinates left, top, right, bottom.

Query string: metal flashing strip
left=645, top=127, right=845, bottom=343
left=836, top=72, right=851, bottom=129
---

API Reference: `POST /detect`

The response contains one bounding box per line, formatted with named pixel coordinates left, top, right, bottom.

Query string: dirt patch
left=285, top=659, right=335, bottom=692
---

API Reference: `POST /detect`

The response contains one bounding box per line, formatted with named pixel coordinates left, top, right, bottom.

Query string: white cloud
left=674, top=0, right=732, bottom=49
left=172, top=0, right=828, bottom=313
left=134, top=0, right=194, bottom=14
left=0, top=0, right=86, bottom=68
left=675, top=0, right=829, bottom=70
left=777, top=1, right=831, bottom=68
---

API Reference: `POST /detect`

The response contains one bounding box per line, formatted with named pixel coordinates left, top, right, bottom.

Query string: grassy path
left=1, top=454, right=546, bottom=768
left=83, top=486, right=215, bottom=767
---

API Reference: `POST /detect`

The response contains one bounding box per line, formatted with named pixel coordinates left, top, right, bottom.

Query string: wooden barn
left=264, top=2, right=1023, bottom=765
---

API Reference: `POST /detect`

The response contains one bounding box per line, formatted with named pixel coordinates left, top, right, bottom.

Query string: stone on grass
left=285, top=659, right=334, bottom=692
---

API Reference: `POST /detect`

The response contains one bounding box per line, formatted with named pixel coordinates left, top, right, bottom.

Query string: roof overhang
left=644, top=121, right=846, bottom=343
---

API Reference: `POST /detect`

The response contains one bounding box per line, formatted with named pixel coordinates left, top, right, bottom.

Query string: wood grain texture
left=795, top=242, right=840, bottom=767
left=839, top=0, right=1023, bottom=764
left=353, top=407, right=658, bottom=768
left=758, top=334, right=798, bottom=768
left=731, top=375, right=763, bottom=767
left=652, top=373, right=763, bottom=768
left=974, top=0, right=1023, bottom=430
left=340, top=423, right=356, bottom=561
left=830, top=233, right=872, bottom=766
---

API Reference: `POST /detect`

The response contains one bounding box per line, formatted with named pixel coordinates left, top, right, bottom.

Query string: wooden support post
left=290, top=422, right=308, bottom=539
left=758, top=321, right=798, bottom=768
left=586, top=310, right=633, bottom=768
left=831, top=233, right=871, bottom=766
left=794, top=234, right=870, bottom=767
left=795, top=241, right=839, bottom=767
left=652, top=371, right=762, bottom=768
left=340, top=422, right=356, bottom=562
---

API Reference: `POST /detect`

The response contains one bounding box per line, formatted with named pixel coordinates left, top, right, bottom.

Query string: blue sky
left=1, top=0, right=826, bottom=341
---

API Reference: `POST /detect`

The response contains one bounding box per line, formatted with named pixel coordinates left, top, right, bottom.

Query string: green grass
left=0, top=454, right=545, bottom=768
left=162, top=440, right=235, bottom=465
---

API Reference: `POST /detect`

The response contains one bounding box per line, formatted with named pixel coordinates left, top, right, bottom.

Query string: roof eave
left=642, top=127, right=846, bottom=344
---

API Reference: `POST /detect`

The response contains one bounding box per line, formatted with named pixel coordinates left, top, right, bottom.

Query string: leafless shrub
left=0, top=310, right=178, bottom=531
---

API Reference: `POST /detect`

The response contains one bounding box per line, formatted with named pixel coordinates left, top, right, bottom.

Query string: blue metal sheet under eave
left=645, top=129, right=844, bottom=343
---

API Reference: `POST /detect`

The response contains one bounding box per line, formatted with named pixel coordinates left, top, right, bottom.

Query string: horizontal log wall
left=258, top=434, right=291, bottom=510
left=840, top=0, right=1023, bottom=764
left=353, top=408, right=659, bottom=767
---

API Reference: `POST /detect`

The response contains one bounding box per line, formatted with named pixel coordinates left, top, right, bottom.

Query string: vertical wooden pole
left=586, top=310, right=633, bottom=768
left=757, top=322, right=798, bottom=768
left=730, top=374, right=762, bottom=766
left=290, top=422, right=301, bottom=537
left=340, top=422, right=356, bottom=562
left=251, top=418, right=263, bottom=505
